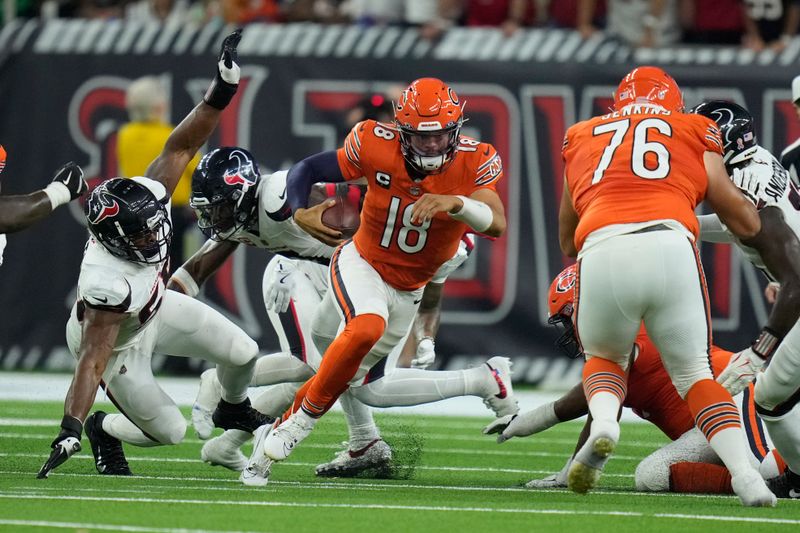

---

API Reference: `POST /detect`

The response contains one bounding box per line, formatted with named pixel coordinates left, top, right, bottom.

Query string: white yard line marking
left=0, top=519, right=261, bottom=533
left=0, top=418, right=664, bottom=443
left=0, top=452, right=637, bottom=475
left=0, top=492, right=796, bottom=524
left=0, top=443, right=644, bottom=460
left=0, top=470, right=759, bottom=500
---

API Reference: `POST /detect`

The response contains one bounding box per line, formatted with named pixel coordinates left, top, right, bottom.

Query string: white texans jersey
left=730, top=146, right=800, bottom=280
left=71, top=178, right=171, bottom=349
left=228, top=170, right=334, bottom=261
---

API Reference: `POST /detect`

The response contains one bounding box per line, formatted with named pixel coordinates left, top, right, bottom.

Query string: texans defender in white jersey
left=38, top=29, right=272, bottom=479
left=166, top=147, right=517, bottom=485
left=693, top=101, right=800, bottom=498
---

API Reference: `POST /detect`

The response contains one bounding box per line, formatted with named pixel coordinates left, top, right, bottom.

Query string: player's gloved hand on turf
left=717, top=347, right=766, bottom=395
left=204, top=28, right=242, bottom=109
left=411, top=337, right=436, bottom=369
left=265, top=257, right=296, bottom=313
left=42, top=162, right=87, bottom=209
left=525, top=458, right=571, bottom=489
left=482, top=402, right=559, bottom=443
left=731, top=166, right=761, bottom=205
left=37, top=416, right=83, bottom=479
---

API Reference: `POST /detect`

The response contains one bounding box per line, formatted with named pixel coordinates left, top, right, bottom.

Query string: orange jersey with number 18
left=336, top=119, right=502, bottom=291
left=563, top=106, right=723, bottom=251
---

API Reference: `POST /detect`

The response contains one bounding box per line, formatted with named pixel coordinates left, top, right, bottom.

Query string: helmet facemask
left=191, top=186, right=256, bottom=242
left=547, top=303, right=582, bottom=359
left=397, top=119, right=463, bottom=175
left=110, top=210, right=172, bottom=264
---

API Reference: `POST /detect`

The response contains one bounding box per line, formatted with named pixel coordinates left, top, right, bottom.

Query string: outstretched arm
left=741, top=207, right=800, bottom=338
left=38, top=306, right=124, bottom=478
left=484, top=381, right=588, bottom=443
left=719, top=206, right=800, bottom=394
left=145, top=29, right=243, bottom=196
left=0, top=162, right=86, bottom=233
left=0, top=193, right=51, bottom=233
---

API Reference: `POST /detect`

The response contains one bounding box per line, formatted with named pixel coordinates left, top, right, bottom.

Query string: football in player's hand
left=309, top=183, right=362, bottom=239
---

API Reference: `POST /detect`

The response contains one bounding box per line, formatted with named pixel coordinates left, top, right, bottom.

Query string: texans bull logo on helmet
left=87, top=188, right=120, bottom=224
left=222, top=149, right=257, bottom=187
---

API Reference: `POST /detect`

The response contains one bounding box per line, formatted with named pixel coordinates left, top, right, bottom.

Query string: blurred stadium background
left=0, top=0, right=797, bottom=387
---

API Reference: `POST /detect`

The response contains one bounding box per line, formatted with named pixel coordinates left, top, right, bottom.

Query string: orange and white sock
left=686, top=379, right=749, bottom=476
left=583, top=357, right=627, bottom=426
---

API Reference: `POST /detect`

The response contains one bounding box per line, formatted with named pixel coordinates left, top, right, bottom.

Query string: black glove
left=204, top=29, right=242, bottom=110
left=51, top=161, right=87, bottom=201
left=37, top=415, right=83, bottom=479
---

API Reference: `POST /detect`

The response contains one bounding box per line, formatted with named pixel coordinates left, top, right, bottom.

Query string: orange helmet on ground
left=613, top=66, right=684, bottom=113
left=547, top=264, right=582, bottom=358
left=394, top=78, right=465, bottom=175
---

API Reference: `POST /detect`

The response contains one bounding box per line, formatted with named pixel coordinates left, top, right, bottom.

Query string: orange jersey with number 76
left=563, top=107, right=723, bottom=251
left=336, top=119, right=502, bottom=291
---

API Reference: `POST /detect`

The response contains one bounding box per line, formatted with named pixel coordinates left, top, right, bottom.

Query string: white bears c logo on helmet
left=555, top=269, right=577, bottom=293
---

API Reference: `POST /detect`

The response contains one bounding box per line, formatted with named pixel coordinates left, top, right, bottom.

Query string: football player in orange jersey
left=485, top=265, right=788, bottom=495
left=248, top=77, right=515, bottom=471
left=558, top=65, right=786, bottom=506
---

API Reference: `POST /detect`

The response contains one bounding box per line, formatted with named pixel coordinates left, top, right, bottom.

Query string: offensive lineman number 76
left=592, top=118, right=672, bottom=184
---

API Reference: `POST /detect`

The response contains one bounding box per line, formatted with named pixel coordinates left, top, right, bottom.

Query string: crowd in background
left=1, top=1, right=799, bottom=51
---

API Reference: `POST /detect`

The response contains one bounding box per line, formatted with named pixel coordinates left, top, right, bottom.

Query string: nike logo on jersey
left=413, top=298, right=422, bottom=304
left=279, top=274, right=291, bottom=284
left=278, top=188, right=287, bottom=200
left=93, top=296, right=109, bottom=304
left=483, top=146, right=490, bottom=156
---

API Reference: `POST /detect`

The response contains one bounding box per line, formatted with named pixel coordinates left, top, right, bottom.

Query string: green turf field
left=1, top=399, right=798, bottom=532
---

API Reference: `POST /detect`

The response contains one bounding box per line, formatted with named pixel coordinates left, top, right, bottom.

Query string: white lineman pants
left=66, top=290, right=258, bottom=445
left=576, top=229, right=713, bottom=397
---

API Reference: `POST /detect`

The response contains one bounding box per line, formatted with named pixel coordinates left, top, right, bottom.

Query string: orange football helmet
left=547, top=264, right=582, bottom=358
left=394, top=78, right=465, bottom=175
left=613, top=66, right=684, bottom=113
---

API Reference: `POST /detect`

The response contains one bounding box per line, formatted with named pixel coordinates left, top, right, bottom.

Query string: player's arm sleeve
left=286, top=150, right=344, bottom=211
left=81, top=272, right=133, bottom=313
left=697, top=214, right=734, bottom=243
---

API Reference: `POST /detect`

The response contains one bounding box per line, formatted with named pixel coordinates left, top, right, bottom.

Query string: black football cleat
left=85, top=411, right=133, bottom=476
left=766, top=469, right=800, bottom=499
left=212, top=397, right=274, bottom=433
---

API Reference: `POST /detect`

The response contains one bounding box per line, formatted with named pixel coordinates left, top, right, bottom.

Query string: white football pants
left=66, top=290, right=258, bottom=446
left=577, top=229, right=713, bottom=397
